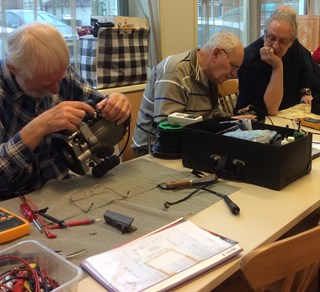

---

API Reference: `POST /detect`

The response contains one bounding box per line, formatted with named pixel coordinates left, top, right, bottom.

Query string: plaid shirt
left=0, top=62, right=104, bottom=200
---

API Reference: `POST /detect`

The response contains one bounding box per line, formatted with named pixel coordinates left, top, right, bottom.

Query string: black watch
left=300, top=88, right=312, bottom=96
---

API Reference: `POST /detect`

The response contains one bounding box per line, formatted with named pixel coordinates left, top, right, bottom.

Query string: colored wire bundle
left=0, top=255, right=59, bottom=292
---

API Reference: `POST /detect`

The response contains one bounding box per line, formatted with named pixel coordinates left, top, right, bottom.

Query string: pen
left=49, top=219, right=100, bottom=229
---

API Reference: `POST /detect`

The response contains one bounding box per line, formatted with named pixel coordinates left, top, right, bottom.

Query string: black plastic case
left=182, top=117, right=312, bottom=190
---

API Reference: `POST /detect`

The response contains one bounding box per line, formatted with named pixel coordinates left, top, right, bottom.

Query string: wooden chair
left=240, top=225, right=320, bottom=292
left=118, top=89, right=143, bottom=162
left=217, top=79, right=239, bottom=115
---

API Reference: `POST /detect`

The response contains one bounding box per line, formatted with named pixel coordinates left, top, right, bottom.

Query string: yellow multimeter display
left=301, top=117, right=320, bottom=131
left=0, top=207, right=30, bottom=244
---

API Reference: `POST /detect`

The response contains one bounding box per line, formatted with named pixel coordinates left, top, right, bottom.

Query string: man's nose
left=230, top=69, right=238, bottom=78
left=272, top=40, right=281, bottom=49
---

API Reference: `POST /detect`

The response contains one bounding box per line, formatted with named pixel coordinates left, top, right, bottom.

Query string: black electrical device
left=52, top=110, right=130, bottom=178
left=103, top=210, right=137, bottom=234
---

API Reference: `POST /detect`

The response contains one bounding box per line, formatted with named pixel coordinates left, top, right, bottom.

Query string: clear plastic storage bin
left=0, top=240, right=83, bottom=291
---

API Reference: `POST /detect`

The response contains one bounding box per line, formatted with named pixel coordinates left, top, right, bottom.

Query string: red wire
left=0, top=255, right=40, bottom=292
left=41, top=270, right=60, bottom=289
left=0, top=283, right=14, bottom=291
left=19, top=195, right=57, bottom=239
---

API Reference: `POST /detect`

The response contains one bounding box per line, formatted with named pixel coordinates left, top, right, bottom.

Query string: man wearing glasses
left=234, top=5, right=320, bottom=117
left=132, top=31, right=247, bottom=157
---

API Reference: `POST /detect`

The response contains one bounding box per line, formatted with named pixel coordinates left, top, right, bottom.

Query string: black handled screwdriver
left=202, top=187, right=240, bottom=215
left=36, top=212, right=68, bottom=228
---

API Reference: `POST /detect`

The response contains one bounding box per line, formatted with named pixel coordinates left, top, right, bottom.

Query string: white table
left=79, top=115, right=320, bottom=291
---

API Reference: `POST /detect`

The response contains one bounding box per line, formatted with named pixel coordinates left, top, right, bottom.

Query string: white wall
left=159, top=0, right=198, bottom=59
left=129, top=0, right=198, bottom=60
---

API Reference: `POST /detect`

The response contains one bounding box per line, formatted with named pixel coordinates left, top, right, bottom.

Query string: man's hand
left=301, top=95, right=313, bottom=105
left=20, top=101, right=95, bottom=150
left=232, top=114, right=257, bottom=120
left=260, top=47, right=282, bottom=68
left=260, top=46, right=284, bottom=115
left=233, top=105, right=257, bottom=120
left=96, top=93, right=131, bottom=125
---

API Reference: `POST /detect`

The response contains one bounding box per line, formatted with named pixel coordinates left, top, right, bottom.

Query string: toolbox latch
left=209, top=154, right=245, bottom=179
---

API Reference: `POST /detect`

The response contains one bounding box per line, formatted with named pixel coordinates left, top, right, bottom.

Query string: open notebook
left=81, top=218, right=242, bottom=292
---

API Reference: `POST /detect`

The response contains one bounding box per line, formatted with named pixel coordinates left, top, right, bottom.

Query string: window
left=198, top=0, right=306, bottom=47
left=0, top=0, right=125, bottom=62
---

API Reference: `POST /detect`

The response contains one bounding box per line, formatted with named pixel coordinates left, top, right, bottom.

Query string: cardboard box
left=297, top=15, right=320, bottom=52
left=91, top=15, right=149, bottom=29
left=182, top=117, right=312, bottom=190
left=0, top=240, right=83, bottom=291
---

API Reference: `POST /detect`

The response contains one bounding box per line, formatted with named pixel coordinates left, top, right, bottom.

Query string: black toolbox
left=182, top=117, right=312, bottom=190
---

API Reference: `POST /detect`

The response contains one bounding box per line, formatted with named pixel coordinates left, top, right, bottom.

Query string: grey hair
left=6, top=22, right=70, bottom=79
left=264, top=5, right=297, bottom=39
left=202, top=31, right=242, bottom=55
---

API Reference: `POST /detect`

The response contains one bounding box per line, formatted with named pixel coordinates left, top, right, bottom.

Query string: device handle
left=223, top=195, right=240, bottom=215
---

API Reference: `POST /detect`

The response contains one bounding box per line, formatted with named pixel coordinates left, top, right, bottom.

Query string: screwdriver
left=49, top=219, right=100, bottom=229
left=20, top=203, right=43, bottom=233
left=36, top=211, right=68, bottom=228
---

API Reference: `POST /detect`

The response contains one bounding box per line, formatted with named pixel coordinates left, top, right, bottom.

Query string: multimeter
left=0, top=207, right=30, bottom=244
left=301, top=117, right=320, bottom=131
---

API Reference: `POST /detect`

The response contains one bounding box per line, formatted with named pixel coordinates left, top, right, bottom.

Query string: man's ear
left=211, top=48, right=222, bottom=62
left=6, top=62, right=18, bottom=75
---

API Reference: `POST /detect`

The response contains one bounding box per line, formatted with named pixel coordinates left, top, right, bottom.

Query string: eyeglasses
left=69, top=184, right=130, bottom=213
left=265, top=34, right=292, bottom=46
left=220, top=48, right=241, bottom=71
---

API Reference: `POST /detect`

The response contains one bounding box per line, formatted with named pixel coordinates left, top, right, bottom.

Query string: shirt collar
left=190, top=48, right=208, bottom=86
left=1, top=62, right=26, bottom=101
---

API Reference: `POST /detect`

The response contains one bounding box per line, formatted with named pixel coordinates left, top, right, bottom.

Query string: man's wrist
left=20, top=119, right=46, bottom=151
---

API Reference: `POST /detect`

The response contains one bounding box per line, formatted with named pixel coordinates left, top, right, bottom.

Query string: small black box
left=182, top=117, right=312, bottom=190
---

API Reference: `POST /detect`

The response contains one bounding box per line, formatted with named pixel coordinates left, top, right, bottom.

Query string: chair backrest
left=217, top=79, right=239, bottom=115
left=118, top=89, right=143, bottom=161
left=240, top=225, right=320, bottom=292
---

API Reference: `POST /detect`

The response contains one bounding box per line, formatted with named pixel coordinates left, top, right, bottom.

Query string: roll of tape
left=158, top=121, right=184, bottom=131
